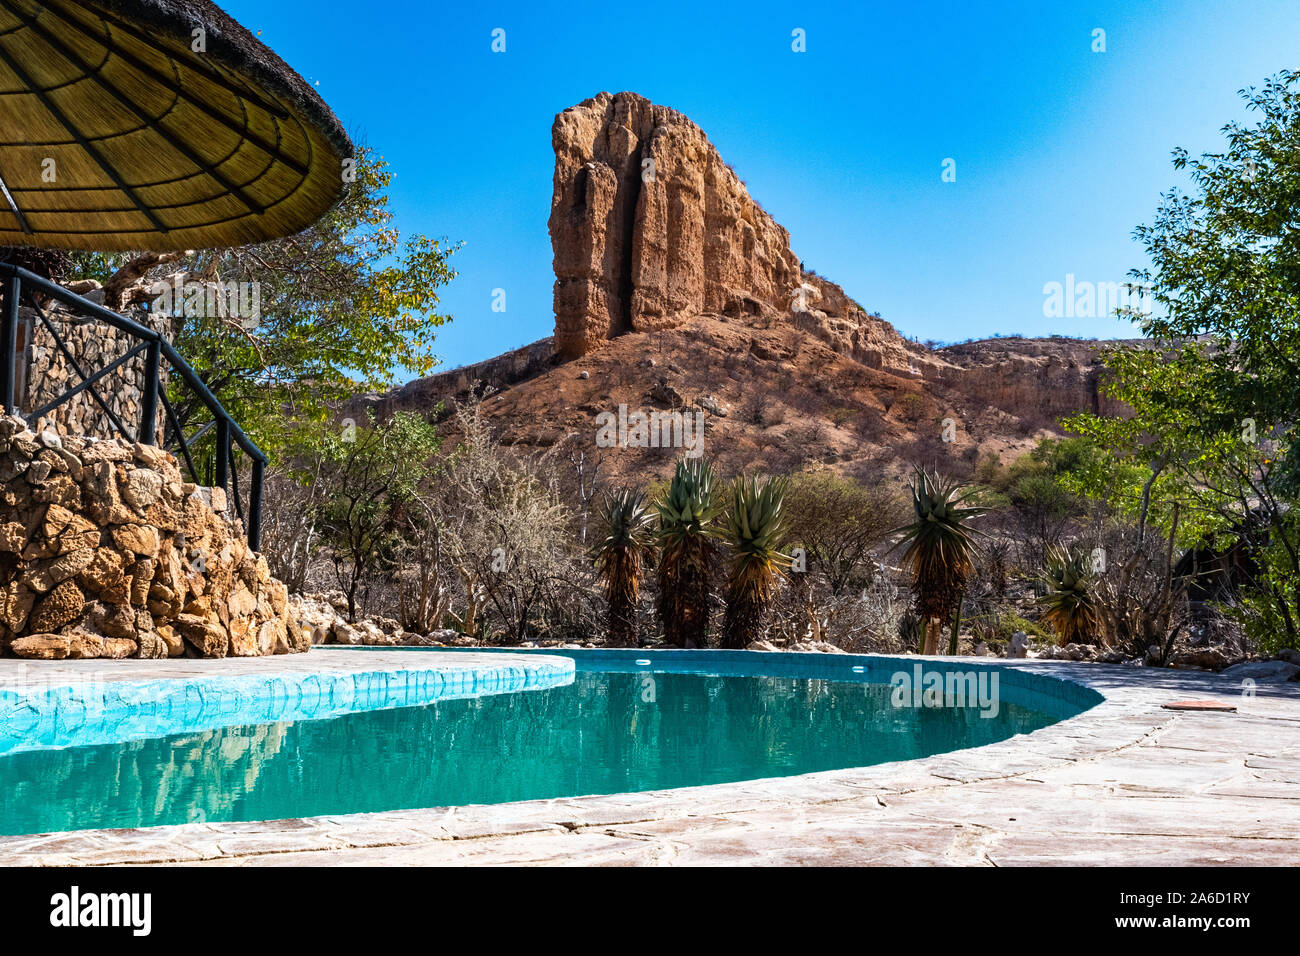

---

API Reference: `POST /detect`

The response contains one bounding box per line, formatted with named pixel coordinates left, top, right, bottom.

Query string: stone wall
left=0, top=415, right=305, bottom=660
left=19, top=298, right=169, bottom=443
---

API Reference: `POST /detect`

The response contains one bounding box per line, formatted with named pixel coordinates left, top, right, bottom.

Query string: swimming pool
left=0, top=650, right=1100, bottom=835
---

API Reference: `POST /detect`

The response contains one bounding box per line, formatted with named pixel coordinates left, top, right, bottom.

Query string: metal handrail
left=0, top=262, right=265, bottom=550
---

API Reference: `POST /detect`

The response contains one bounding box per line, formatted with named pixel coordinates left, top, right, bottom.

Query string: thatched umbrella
left=0, top=0, right=352, bottom=251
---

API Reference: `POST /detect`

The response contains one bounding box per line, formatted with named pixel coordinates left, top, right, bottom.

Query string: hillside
left=353, top=92, right=1139, bottom=482
left=357, top=322, right=1129, bottom=485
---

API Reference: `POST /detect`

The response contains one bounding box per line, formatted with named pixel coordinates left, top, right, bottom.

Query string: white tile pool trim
left=0, top=653, right=574, bottom=756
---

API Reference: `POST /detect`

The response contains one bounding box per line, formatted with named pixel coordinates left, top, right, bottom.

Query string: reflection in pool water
left=0, top=670, right=1058, bottom=835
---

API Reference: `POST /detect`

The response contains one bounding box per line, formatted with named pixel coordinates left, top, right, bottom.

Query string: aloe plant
left=593, top=488, right=656, bottom=647
left=1038, top=545, right=1101, bottom=646
left=720, top=475, right=794, bottom=648
left=655, top=458, right=721, bottom=647
left=893, top=468, right=984, bottom=655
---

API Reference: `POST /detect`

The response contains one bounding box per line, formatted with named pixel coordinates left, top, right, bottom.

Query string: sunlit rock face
left=354, top=93, right=1145, bottom=488
left=548, top=91, right=918, bottom=375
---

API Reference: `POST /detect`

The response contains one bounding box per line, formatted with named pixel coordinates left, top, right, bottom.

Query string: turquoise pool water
left=0, top=651, right=1096, bottom=835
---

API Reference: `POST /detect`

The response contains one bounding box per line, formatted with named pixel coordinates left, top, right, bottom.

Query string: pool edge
left=1, top=651, right=1293, bottom=865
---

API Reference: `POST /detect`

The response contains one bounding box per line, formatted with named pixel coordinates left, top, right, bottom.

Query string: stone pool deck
left=0, top=652, right=1296, bottom=866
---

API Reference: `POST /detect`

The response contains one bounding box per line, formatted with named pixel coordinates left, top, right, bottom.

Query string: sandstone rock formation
left=0, top=415, right=306, bottom=660
left=350, top=338, right=558, bottom=423
left=934, top=336, right=1141, bottom=423
left=354, top=93, right=1138, bottom=488
left=549, top=92, right=921, bottom=375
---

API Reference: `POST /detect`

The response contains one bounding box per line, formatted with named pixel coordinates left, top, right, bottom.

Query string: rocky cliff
left=549, top=92, right=925, bottom=376
left=934, top=336, right=1141, bottom=424
left=360, top=93, right=1136, bottom=483
left=353, top=338, right=558, bottom=422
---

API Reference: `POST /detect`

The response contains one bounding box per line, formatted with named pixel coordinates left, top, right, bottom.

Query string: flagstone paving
left=0, top=654, right=1295, bottom=866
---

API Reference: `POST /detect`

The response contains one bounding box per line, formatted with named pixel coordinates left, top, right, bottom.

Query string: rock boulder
left=1219, top=660, right=1300, bottom=683
left=0, top=415, right=306, bottom=660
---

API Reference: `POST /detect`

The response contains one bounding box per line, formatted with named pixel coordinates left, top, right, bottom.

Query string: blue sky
left=224, top=0, right=1300, bottom=378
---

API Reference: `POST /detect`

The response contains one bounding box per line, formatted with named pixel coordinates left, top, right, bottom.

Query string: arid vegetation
left=204, top=75, right=1300, bottom=668
left=256, top=382, right=1287, bottom=669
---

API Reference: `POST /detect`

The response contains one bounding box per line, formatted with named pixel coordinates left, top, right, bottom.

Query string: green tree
left=1007, top=472, right=1080, bottom=568
left=70, top=145, right=458, bottom=465
left=315, top=411, right=441, bottom=621
left=893, top=469, right=984, bottom=655
left=655, top=458, right=721, bottom=648
left=783, top=470, right=902, bottom=596
left=1038, top=546, right=1101, bottom=646
left=1066, top=71, right=1300, bottom=650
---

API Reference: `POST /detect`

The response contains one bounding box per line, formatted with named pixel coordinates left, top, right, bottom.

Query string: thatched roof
left=0, top=0, right=353, bottom=251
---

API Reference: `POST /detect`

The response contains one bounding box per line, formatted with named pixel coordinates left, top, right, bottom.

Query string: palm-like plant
left=893, top=468, right=984, bottom=655
left=593, top=488, right=656, bottom=647
left=655, top=458, right=721, bottom=647
left=1038, top=545, right=1101, bottom=646
left=720, top=475, right=794, bottom=648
